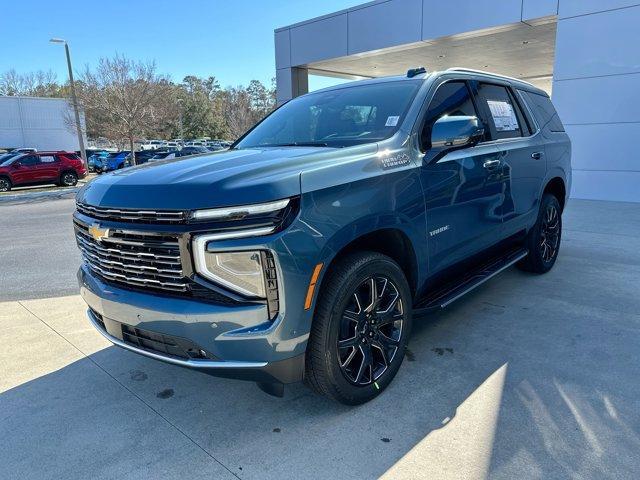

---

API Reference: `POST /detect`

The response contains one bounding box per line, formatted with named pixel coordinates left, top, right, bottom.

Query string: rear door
left=37, top=154, right=60, bottom=181
left=473, top=82, right=546, bottom=235
left=419, top=79, right=507, bottom=274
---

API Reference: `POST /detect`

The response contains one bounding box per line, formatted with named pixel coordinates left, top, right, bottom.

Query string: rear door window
left=476, top=83, right=526, bottom=140
left=39, top=155, right=57, bottom=163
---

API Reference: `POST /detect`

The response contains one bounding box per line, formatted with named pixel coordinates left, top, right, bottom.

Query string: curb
left=0, top=187, right=80, bottom=205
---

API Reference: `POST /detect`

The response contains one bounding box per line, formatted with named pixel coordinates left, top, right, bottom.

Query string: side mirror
left=13, top=161, right=22, bottom=168
left=430, top=115, right=484, bottom=153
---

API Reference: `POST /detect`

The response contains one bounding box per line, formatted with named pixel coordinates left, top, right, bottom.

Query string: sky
left=0, top=0, right=362, bottom=91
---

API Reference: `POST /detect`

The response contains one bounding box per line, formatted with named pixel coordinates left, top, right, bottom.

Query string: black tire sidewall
left=528, top=194, right=562, bottom=273
left=315, top=253, right=412, bottom=404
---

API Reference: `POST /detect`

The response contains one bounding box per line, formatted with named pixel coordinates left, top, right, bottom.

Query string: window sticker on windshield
left=385, top=116, right=400, bottom=127
left=487, top=100, right=519, bottom=131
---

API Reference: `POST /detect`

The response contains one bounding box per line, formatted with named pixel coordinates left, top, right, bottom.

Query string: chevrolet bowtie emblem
left=89, top=223, right=110, bottom=242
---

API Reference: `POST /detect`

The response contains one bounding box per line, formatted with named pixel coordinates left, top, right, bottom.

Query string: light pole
left=50, top=38, right=87, bottom=169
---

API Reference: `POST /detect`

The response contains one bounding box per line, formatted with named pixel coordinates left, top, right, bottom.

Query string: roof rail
left=445, top=67, right=536, bottom=88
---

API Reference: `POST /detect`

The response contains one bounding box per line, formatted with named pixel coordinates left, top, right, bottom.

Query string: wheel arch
left=320, top=227, right=419, bottom=300
left=542, top=176, right=567, bottom=212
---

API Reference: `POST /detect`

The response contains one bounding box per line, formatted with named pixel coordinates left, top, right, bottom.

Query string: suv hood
left=78, top=147, right=338, bottom=210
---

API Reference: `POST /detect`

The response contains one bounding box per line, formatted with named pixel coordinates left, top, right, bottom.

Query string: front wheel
left=518, top=193, right=562, bottom=273
left=0, top=177, right=11, bottom=192
left=305, top=252, right=412, bottom=405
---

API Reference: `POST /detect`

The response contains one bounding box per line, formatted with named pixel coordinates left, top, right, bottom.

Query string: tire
left=305, top=251, right=413, bottom=405
left=518, top=193, right=562, bottom=273
left=60, top=171, right=78, bottom=187
left=0, top=176, right=11, bottom=192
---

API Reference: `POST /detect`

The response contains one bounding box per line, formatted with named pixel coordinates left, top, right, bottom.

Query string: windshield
left=0, top=153, right=19, bottom=166
left=235, top=80, right=421, bottom=149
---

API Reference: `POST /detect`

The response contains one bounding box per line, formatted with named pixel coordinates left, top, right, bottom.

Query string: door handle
left=483, top=159, right=501, bottom=169
left=531, top=151, right=544, bottom=160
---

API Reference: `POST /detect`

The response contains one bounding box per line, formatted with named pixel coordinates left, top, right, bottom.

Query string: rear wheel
left=518, top=193, right=562, bottom=273
left=60, top=171, right=78, bottom=187
left=0, top=176, right=11, bottom=192
left=305, top=252, right=412, bottom=405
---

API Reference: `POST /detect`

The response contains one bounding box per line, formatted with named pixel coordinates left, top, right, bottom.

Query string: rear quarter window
left=521, top=90, right=565, bottom=132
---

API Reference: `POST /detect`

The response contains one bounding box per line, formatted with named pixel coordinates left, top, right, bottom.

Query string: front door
left=11, top=154, right=41, bottom=185
left=418, top=80, right=506, bottom=274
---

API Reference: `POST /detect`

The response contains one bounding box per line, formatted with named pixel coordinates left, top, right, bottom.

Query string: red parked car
left=0, top=151, right=87, bottom=192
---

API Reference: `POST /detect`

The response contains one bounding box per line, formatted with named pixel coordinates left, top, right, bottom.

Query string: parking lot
left=1, top=197, right=640, bottom=479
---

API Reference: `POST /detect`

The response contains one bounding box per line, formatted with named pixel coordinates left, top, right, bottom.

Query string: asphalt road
left=0, top=198, right=80, bottom=301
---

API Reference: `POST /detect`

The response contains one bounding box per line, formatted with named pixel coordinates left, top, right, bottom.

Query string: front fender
left=276, top=166, right=427, bottom=341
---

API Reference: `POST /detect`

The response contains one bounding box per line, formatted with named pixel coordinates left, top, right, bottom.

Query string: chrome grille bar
left=74, top=220, right=186, bottom=293
left=76, top=202, right=186, bottom=224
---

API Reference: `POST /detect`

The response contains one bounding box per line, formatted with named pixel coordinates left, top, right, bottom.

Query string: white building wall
left=553, top=2, right=640, bottom=202
left=276, top=0, right=640, bottom=202
left=0, top=96, right=84, bottom=152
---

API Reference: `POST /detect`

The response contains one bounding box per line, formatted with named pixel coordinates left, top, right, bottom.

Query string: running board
left=414, top=247, right=528, bottom=315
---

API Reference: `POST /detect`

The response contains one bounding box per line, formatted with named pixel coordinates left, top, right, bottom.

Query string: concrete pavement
left=1, top=199, right=640, bottom=479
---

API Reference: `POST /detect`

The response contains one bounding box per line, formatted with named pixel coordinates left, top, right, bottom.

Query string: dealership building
left=274, top=0, right=640, bottom=202
left=0, top=96, right=85, bottom=152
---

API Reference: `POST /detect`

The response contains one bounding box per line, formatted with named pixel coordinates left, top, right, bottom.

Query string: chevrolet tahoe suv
left=75, top=68, right=570, bottom=404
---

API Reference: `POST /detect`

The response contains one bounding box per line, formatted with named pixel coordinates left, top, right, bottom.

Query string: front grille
left=74, top=220, right=187, bottom=293
left=76, top=202, right=186, bottom=224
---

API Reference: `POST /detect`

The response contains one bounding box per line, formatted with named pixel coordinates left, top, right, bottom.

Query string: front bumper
left=79, top=266, right=305, bottom=384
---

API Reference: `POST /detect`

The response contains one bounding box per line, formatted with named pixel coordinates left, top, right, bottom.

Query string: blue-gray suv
left=75, top=68, right=571, bottom=404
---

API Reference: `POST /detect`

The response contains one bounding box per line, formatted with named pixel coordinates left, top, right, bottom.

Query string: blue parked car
left=75, top=68, right=571, bottom=404
left=91, top=151, right=131, bottom=173
left=87, top=151, right=110, bottom=172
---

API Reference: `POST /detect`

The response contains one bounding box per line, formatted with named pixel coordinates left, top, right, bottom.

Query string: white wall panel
left=555, top=5, right=640, bottom=80
left=422, top=0, right=522, bottom=40
left=290, top=14, right=348, bottom=66
left=559, top=0, right=640, bottom=19
left=348, top=0, right=423, bottom=54
left=0, top=97, right=81, bottom=151
left=571, top=170, right=640, bottom=202
left=274, top=29, right=291, bottom=69
left=553, top=73, right=640, bottom=125
left=565, top=124, right=640, bottom=171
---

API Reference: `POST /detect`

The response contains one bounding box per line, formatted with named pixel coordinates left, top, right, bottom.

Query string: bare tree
left=0, top=69, right=63, bottom=97
left=75, top=55, right=174, bottom=163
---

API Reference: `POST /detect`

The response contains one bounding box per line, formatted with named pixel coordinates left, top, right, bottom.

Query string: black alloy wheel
left=540, top=203, right=560, bottom=263
left=518, top=193, right=562, bottom=273
left=305, top=251, right=412, bottom=405
left=62, top=172, right=78, bottom=186
left=0, top=177, right=10, bottom=192
left=338, top=276, right=404, bottom=386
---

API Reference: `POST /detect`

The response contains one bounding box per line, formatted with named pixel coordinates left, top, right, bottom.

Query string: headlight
left=192, top=227, right=277, bottom=298
left=199, top=250, right=266, bottom=297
